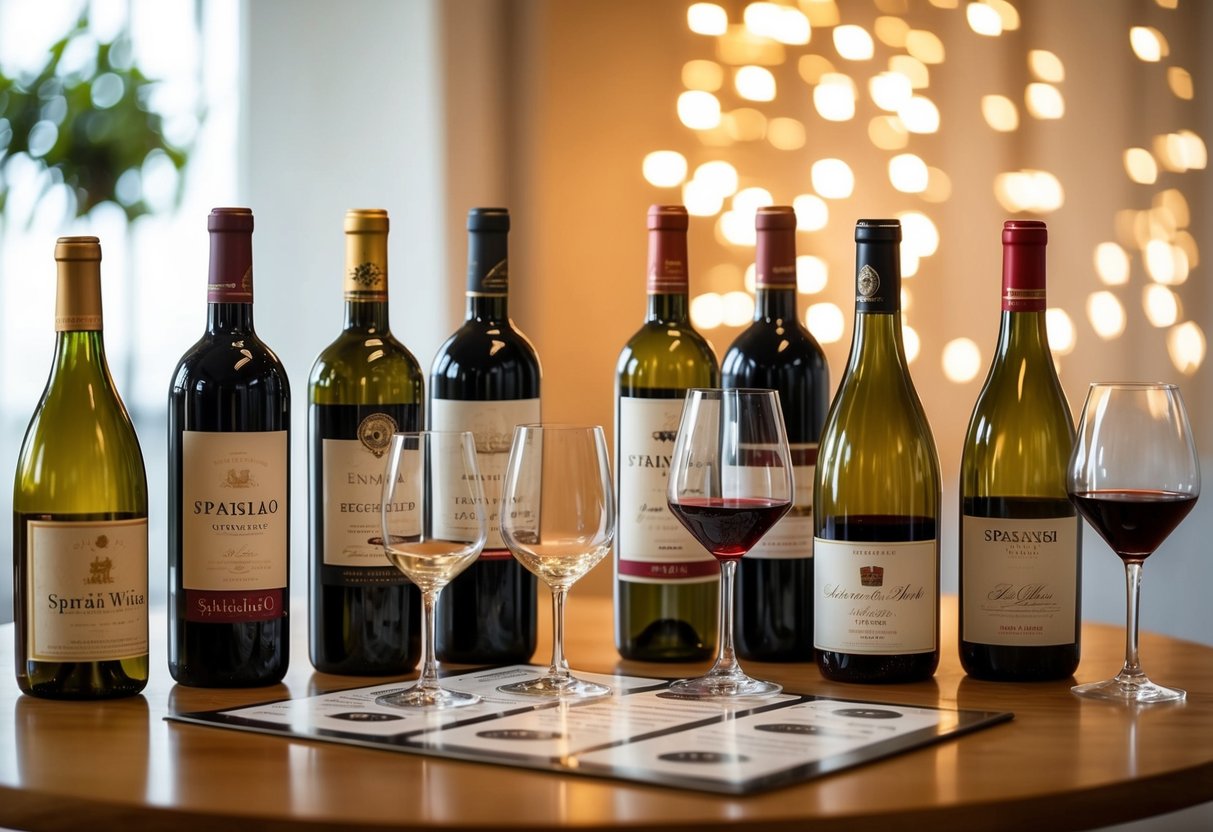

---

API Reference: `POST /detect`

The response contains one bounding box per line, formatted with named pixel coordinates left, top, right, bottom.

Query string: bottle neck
left=207, top=302, right=255, bottom=332
left=207, top=222, right=254, bottom=332
left=847, top=308, right=909, bottom=369
left=847, top=236, right=906, bottom=369
left=646, top=291, right=689, bottom=324
left=995, top=307, right=1050, bottom=363
left=344, top=298, right=390, bottom=332
left=754, top=286, right=797, bottom=322
left=51, top=329, right=110, bottom=383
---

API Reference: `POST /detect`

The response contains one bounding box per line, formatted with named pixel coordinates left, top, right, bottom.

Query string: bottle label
left=746, top=445, right=816, bottom=560
left=961, top=515, right=1079, bottom=646
left=617, top=397, right=718, bottom=583
left=182, top=430, right=288, bottom=622
left=26, top=518, right=148, bottom=662
left=429, top=398, right=540, bottom=556
left=813, top=538, right=937, bottom=654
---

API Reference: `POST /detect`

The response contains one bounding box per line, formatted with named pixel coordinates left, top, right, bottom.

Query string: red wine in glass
left=668, top=497, right=792, bottom=560
left=1069, top=490, right=1196, bottom=562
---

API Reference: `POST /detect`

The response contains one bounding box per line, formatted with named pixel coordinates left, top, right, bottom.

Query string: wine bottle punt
left=614, top=204, right=719, bottom=662
left=168, top=207, right=291, bottom=687
left=959, top=220, right=1081, bottom=681
left=14, top=236, right=149, bottom=699
left=813, top=219, right=941, bottom=683
left=430, top=207, right=540, bottom=665
left=721, top=206, right=829, bottom=662
left=308, top=209, right=423, bottom=674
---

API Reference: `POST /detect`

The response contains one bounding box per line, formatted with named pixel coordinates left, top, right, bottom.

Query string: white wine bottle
left=814, top=219, right=941, bottom=683
left=959, top=220, right=1081, bottom=680
left=14, top=236, right=149, bottom=699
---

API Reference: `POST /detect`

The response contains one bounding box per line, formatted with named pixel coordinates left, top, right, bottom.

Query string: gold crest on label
left=858, top=265, right=880, bottom=298
left=358, top=413, right=398, bottom=457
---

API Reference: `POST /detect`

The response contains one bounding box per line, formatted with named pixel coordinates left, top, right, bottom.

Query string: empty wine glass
left=666, top=388, right=793, bottom=698
left=497, top=425, right=615, bottom=698
left=376, top=431, right=487, bottom=709
left=1068, top=383, right=1200, bottom=704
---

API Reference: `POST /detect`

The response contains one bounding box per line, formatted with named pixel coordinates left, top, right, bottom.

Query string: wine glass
left=666, top=388, right=793, bottom=698
left=1068, top=383, right=1200, bottom=704
left=376, top=431, right=487, bottom=709
left=497, top=425, right=615, bottom=698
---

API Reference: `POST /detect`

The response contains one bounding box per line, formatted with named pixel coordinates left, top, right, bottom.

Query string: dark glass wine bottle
left=615, top=204, right=719, bottom=662
left=431, top=207, right=540, bottom=665
left=14, top=236, right=149, bottom=699
left=722, top=206, right=828, bottom=661
left=814, top=219, right=941, bottom=683
left=308, top=209, right=423, bottom=675
left=959, top=220, right=1081, bottom=681
left=168, top=207, right=291, bottom=687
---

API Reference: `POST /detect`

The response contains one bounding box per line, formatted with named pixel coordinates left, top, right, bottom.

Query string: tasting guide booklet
left=168, top=665, right=1012, bottom=795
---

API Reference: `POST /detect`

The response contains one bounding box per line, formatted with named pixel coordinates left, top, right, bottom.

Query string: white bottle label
left=182, top=431, right=288, bottom=622
left=322, top=436, right=420, bottom=568
left=747, top=444, right=815, bottom=560
left=617, top=396, right=718, bottom=584
left=814, top=538, right=937, bottom=654
left=27, top=518, right=148, bottom=662
left=961, top=514, right=1079, bottom=646
left=429, top=398, right=540, bottom=556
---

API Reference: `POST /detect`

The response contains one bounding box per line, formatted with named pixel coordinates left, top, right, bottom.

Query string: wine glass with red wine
left=1068, top=382, right=1200, bottom=704
left=666, top=388, right=793, bottom=698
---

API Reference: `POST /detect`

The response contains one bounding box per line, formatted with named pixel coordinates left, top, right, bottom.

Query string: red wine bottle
left=960, top=220, right=1081, bottom=681
left=168, top=208, right=291, bottom=687
left=813, top=219, right=941, bottom=684
left=430, top=208, right=539, bottom=665
left=721, top=205, right=828, bottom=661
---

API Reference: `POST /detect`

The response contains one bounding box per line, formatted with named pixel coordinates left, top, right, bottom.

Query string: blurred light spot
left=1143, top=284, right=1181, bottom=327
left=1130, top=26, right=1167, bottom=62
left=869, top=115, right=910, bottom=150
left=966, top=3, right=1003, bottom=37
left=989, top=0, right=1021, bottom=30
left=688, top=3, right=729, bottom=36
left=722, top=290, right=756, bottom=326
left=1173, top=230, right=1199, bottom=269
left=1148, top=206, right=1177, bottom=240
left=807, top=302, right=845, bottom=343
left=115, top=168, right=141, bottom=206
left=906, top=29, right=945, bottom=64
left=90, top=73, right=125, bottom=109
left=812, top=158, right=855, bottom=199
left=1155, top=130, right=1207, bottom=172
left=982, top=95, right=1019, bottom=131
left=1095, top=242, right=1130, bottom=285
left=834, top=24, right=875, bottom=60
left=724, top=107, right=767, bottom=141
left=717, top=26, right=786, bottom=65
left=1155, top=0, right=1178, bottom=7
left=899, top=211, right=939, bottom=257
left=683, top=179, right=725, bottom=216
left=901, top=248, right=921, bottom=278
left=734, top=186, right=774, bottom=215
left=1155, top=189, right=1190, bottom=228
left=642, top=151, right=688, bottom=187
left=993, top=170, right=1064, bottom=213
left=682, top=60, right=724, bottom=91
left=890, top=55, right=930, bottom=88
left=943, top=338, right=982, bottom=383
left=678, top=91, right=722, bottom=130
left=27, top=121, right=58, bottom=157
left=889, top=153, right=929, bottom=193
left=691, top=292, right=725, bottom=329
left=768, top=117, right=806, bottom=150
left=745, top=2, right=812, bottom=44
left=720, top=211, right=757, bottom=246
left=1086, top=292, right=1126, bottom=339
left=706, top=262, right=743, bottom=290
left=870, top=72, right=913, bottom=111
left=1167, top=67, right=1193, bottom=100
left=694, top=160, right=739, bottom=196
left=798, top=54, right=836, bottom=85
left=1025, top=83, right=1064, bottom=119
left=744, top=262, right=757, bottom=293
left=923, top=167, right=953, bottom=203
left=814, top=73, right=857, bottom=121
left=735, top=65, right=776, bottom=101
left=903, top=324, right=921, bottom=363
left=875, top=16, right=910, bottom=48
left=1029, top=50, right=1065, bottom=82
left=1124, top=147, right=1158, bottom=184
left=1046, top=308, right=1076, bottom=355
left=803, top=0, right=841, bottom=27
left=1166, top=322, right=1205, bottom=375
left=899, top=95, right=941, bottom=133
left=902, top=288, right=913, bottom=311
left=1145, top=239, right=1189, bottom=285
left=792, top=194, right=829, bottom=230
left=797, top=256, right=828, bottom=294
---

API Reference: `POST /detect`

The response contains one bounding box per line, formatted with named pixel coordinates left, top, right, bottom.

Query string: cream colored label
left=430, top=398, right=539, bottom=553
left=748, top=454, right=814, bottom=560
left=962, top=515, right=1079, bottom=646
left=814, top=538, right=937, bottom=654
left=182, top=431, right=288, bottom=590
left=322, top=437, right=419, bottom=567
left=27, top=518, right=148, bottom=662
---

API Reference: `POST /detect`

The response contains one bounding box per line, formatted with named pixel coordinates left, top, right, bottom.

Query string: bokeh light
left=889, top=153, right=929, bottom=193
left=691, top=292, right=724, bottom=329
left=1086, top=291, right=1126, bottom=339
left=688, top=3, right=728, bottom=36
left=899, top=95, right=940, bottom=133
left=982, top=95, right=1019, bottom=131
left=1029, top=50, right=1065, bottom=82
left=834, top=25, right=875, bottom=60
left=814, top=73, right=857, bottom=121
left=1166, top=321, right=1206, bottom=374
left=1095, top=242, right=1131, bottom=286
left=903, top=324, right=921, bottom=363
left=735, top=65, right=777, bottom=101
left=1144, top=284, right=1181, bottom=327
left=942, top=337, right=982, bottom=383
left=797, top=256, right=829, bottom=294
left=811, top=158, right=855, bottom=199
left=1046, top=308, right=1076, bottom=355
left=1124, top=147, right=1159, bottom=184
left=806, top=302, right=845, bottom=343
left=1025, top=83, right=1065, bottom=119
left=966, top=3, right=1002, bottom=37
left=1130, top=26, right=1167, bottom=62
left=792, top=193, right=829, bottom=231
left=682, top=59, right=724, bottom=91
left=678, top=90, right=721, bottom=129
left=768, top=117, right=806, bottom=150
left=642, top=151, right=687, bottom=187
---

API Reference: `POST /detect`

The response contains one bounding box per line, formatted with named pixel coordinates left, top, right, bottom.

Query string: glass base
left=1072, top=672, right=1186, bottom=704
left=498, top=674, right=611, bottom=699
left=376, top=684, right=481, bottom=710
left=666, top=672, right=782, bottom=700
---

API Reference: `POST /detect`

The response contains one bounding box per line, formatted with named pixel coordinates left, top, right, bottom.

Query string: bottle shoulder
left=430, top=319, right=542, bottom=395
left=722, top=319, right=828, bottom=376
left=309, top=330, right=424, bottom=404
left=171, top=330, right=291, bottom=398
left=616, top=320, right=719, bottom=383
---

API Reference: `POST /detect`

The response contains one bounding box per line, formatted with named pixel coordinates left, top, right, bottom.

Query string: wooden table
left=2, top=596, right=1211, bottom=832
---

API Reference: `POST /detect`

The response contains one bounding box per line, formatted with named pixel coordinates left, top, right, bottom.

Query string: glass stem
left=417, top=588, right=440, bottom=691
left=711, top=559, right=741, bottom=677
left=548, top=586, right=571, bottom=681
left=1120, top=561, right=1145, bottom=680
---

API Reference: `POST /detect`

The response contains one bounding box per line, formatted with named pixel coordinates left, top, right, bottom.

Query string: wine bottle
left=615, top=204, right=720, bottom=662
left=308, top=209, right=423, bottom=675
left=168, top=207, right=291, bottom=687
left=959, top=220, right=1081, bottom=681
left=13, top=236, right=149, bottom=699
left=814, top=219, right=941, bottom=683
left=721, top=206, right=829, bottom=661
left=430, top=207, right=540, bottom=665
